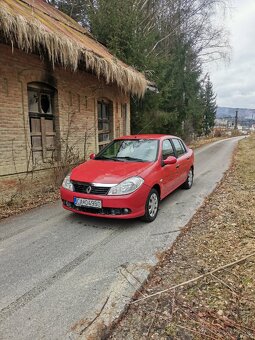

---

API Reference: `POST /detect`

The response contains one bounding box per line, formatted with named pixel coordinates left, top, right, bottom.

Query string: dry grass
left=189, top=136, right=227, bottom=149
left=188, top=134, right=236, bottom=149
left=0, top=174, right=60, bottom=220
left=189, top=130, right=244, bottom=150
left=109, top=135, right=255, bottom=339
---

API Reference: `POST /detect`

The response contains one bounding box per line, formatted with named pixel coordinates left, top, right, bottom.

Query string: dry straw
left=0, top=0, right=147, bottom=97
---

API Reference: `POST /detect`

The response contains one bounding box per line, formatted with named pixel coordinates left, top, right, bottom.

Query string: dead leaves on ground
left=0, top=189, right=59, bottom=220
left=109, top=135, right=255, bottom=339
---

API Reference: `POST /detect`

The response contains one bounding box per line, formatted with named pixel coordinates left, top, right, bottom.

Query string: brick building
left=0, top=0, right=147, bottom=200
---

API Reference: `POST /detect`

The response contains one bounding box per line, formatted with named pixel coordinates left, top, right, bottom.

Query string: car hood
left=70, top=160, right=153, bottom=184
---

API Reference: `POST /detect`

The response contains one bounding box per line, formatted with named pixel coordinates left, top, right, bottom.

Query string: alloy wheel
left=187, top=169, right=193, bottom=187
left=148, top=192, right=159, bottom=218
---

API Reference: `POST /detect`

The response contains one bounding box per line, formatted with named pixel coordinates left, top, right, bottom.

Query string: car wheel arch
left=182, top=166, right=194, bottom=189
left=142, top=187, right=160, bottom=222
left=152, top=184, right=161, bottom=200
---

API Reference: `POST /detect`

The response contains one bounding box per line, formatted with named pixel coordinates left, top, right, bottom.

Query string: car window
left=171, top=138, right=186, bottom=157
left=95, top=139, right=159, bottom=162
left=180, top=139, right=187, bottom=152
left=162, top=139, right=175, bottom=160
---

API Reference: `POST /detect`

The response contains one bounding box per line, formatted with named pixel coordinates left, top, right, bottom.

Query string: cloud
left=207, top=0, right=255, bottom=109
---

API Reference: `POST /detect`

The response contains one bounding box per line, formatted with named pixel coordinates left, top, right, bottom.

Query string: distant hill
left=217, top=107, right=255, bottom=119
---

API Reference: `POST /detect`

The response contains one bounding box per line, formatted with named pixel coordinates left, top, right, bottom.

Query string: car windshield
left=95, top=139, right=159, bottom=162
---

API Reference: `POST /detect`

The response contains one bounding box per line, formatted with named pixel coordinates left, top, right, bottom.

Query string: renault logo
left=86, top=186, right=92, bottom=194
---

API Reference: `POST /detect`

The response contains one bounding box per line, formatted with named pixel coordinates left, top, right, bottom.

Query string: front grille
left=63, top=201, right=131, bottom=215
left=72, top=181, right=110, bottom=195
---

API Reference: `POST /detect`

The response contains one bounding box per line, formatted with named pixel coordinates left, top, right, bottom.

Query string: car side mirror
left=89, top=153, right=96, bottom=159
left=163, top=156, right=177, bottom=165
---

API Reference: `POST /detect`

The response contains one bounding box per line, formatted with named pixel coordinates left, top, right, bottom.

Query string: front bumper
left=60, top=184, right=151, bottom=219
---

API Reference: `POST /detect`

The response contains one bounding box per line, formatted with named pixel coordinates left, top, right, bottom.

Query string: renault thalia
left=60, top=134, right=194, bottom=222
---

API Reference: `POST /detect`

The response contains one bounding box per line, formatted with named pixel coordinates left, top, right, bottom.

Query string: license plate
left=74, top=197, right=102, bottom=209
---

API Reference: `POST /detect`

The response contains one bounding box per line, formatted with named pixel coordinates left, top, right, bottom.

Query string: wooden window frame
left=28, top=84, right=56, bottom=163
left=121, top=103, right=128, bottom=136
left=97, top=99, right=113, bottom=150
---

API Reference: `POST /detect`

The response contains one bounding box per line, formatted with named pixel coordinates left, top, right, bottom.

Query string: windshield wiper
left=95, top=156, right=121, bottom=161
left=115, top=156, right=145, bottom=162
left=95, top=155, right=108, bottom=160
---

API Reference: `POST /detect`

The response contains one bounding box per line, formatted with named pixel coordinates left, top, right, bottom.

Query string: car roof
left=115, top=134, right=177, bottom=140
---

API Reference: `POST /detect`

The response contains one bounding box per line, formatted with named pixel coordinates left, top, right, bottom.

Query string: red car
left=60, top=134, right=194, bottom=222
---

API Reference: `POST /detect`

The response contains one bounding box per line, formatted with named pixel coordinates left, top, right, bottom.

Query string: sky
left=208, top=0, right=255, bottom=109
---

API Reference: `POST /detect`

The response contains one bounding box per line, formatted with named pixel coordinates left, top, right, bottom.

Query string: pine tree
left=202, top=76, right=217, bottom=135
left=47, top=0, right=227, bottom=140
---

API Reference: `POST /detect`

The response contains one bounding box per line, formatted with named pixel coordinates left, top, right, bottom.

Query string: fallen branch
left=119, top=269, right=146, bottom=298
left=146, top=301, right=159, bottom=337
left=151, top=229, right=181, bottom=236
left=170, top=288, right=176, bottom=319
left=176, top=324, right=218, bottom=340
left=123, top=265, right=143, bottom=285
left=132, top=252, right=255, bottom=304
left=210, top=273, right=238, bottom=296
left=178, top=304, right=226, bottom=340
left=208, top=311, right=255, bottom=335
left=79, top=295, right=110, bottom=335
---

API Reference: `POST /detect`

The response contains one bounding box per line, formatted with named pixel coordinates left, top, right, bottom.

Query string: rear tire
left=142, top=188, right=159, bottom=222
left=182, top=168, right=193, bottom=189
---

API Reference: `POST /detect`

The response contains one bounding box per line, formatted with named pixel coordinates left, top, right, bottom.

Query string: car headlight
left=62, top=175, right=74, bottom=191
left=108, top=176, right=144, bottom=196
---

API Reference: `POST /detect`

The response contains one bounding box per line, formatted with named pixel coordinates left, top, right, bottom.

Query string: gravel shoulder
left=109, top=134, right=255, bottom=340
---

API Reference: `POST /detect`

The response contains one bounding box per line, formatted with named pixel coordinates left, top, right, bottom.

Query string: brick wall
left=0, top=43, right=130, bottom=200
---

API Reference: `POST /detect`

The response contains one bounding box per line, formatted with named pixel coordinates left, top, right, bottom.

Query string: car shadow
left=64, top=210, right=143, bottom=231
left=159, top=186, right=183, bottom=209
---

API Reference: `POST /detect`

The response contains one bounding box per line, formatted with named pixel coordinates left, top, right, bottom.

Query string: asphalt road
left=0, top=137, right=243, bottom=340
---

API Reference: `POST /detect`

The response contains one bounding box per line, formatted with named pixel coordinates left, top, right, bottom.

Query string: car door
left=160, top=139, right=179, bottom=197
left=171, top=138, right=189, bottom=184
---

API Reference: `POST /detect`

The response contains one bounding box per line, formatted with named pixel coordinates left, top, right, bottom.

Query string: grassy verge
left=109, top=135, right=255, bottom=339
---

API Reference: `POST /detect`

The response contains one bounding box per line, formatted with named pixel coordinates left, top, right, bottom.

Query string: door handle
left=176, top=164, right=180, bottom=168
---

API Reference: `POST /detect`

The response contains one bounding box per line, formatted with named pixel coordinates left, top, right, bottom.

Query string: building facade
left=0, top=0, right=147, bottom=200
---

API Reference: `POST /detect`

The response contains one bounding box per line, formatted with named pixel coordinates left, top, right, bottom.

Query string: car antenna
left=136, top=117, right=156, bottom=135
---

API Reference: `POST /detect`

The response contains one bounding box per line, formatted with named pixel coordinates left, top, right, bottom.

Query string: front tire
left=142, top=188, right=159, bottom=222
left=182, top=168, right=193, bottom=189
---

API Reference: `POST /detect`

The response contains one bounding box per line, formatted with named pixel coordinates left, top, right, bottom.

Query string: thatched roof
left=0, top=0, right=148, bottom=96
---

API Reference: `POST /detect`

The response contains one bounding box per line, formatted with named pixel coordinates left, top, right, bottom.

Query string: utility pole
left=235, top=109, right=238, bottom=129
